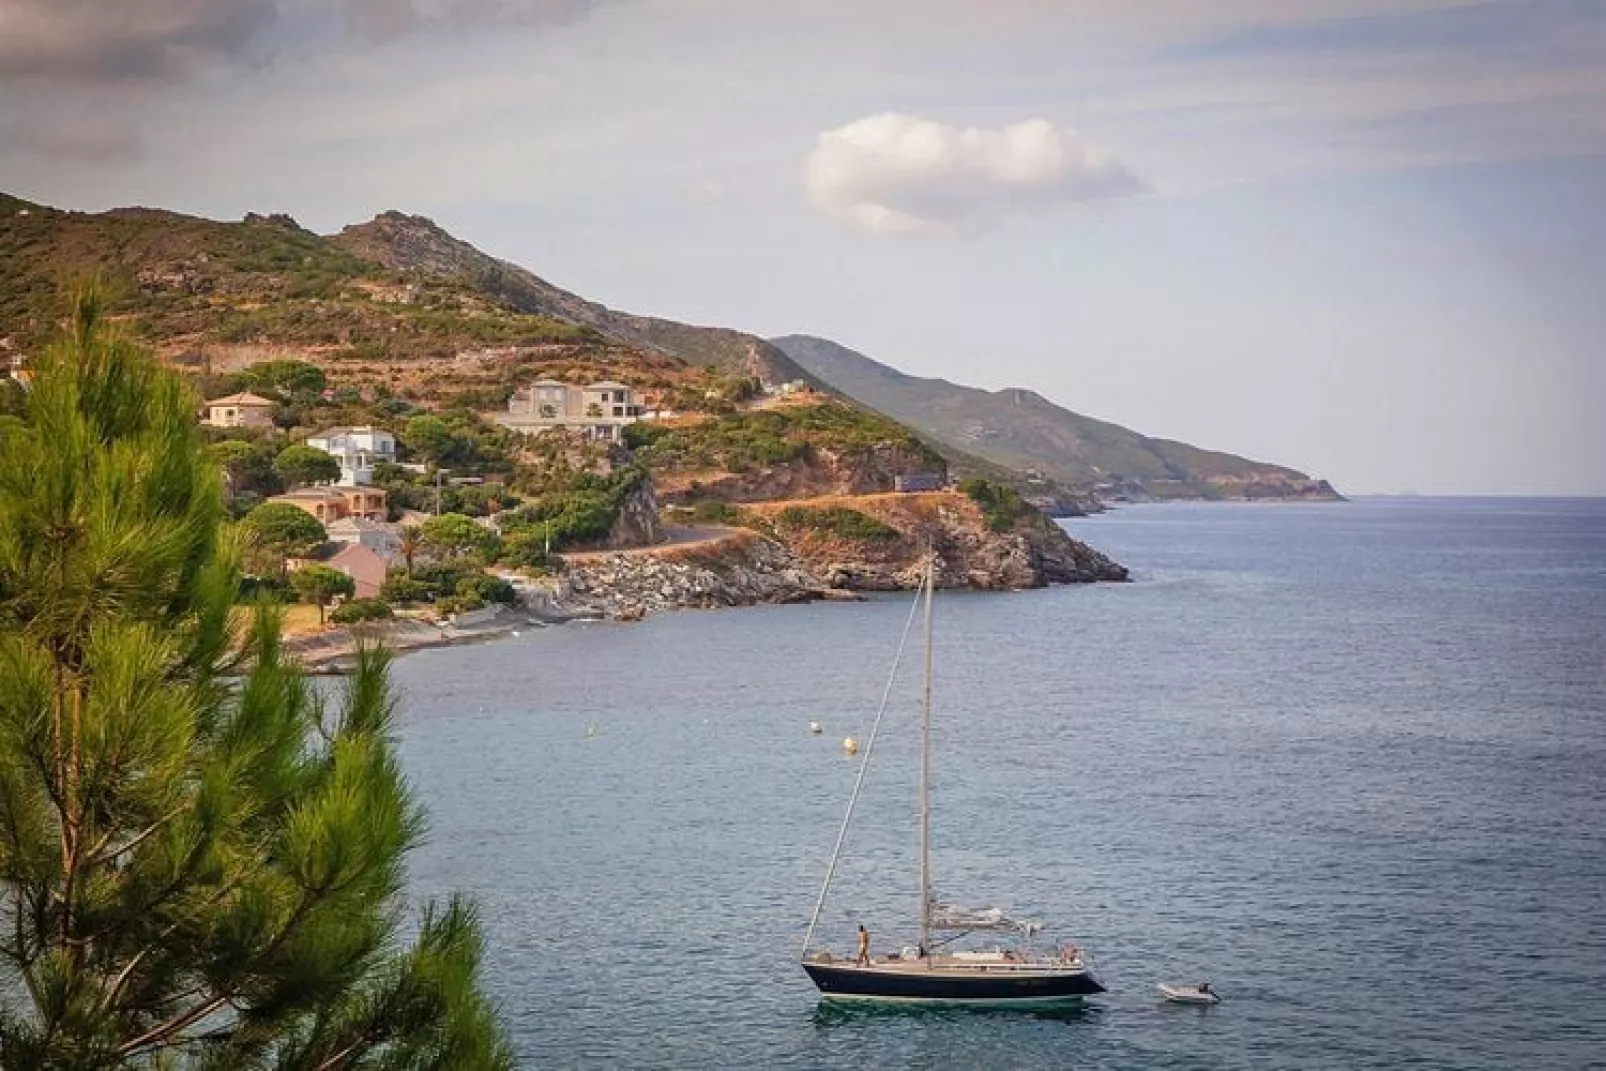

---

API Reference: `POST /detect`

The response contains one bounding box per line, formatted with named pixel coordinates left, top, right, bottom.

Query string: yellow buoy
left=842, top=735, right=858, bottom=755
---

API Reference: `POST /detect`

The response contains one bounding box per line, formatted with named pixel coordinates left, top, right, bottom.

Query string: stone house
left=269, top=486, right=389, bottom=524
left=496, top=379, right=644, bottom=442
left=304, top=425, right=396, bottom=486
left=203, top=392, right=277, bottom=430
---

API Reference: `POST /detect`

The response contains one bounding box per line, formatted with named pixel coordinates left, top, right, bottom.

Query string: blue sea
left=390, top=497, right=1606, bottom=1069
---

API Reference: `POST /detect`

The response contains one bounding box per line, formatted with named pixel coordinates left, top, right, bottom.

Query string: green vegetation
left=959, top=477, right=1035, bottom=533
left=205, top=430, right=286, bottom=509
left=329, top=597, right=393, bottom=624
left=499, top=466, right=645, bottom=553
left=235, top=358, right=328, bottom=396
left=419, top=512, right=500, bottom=564
left=624, top=400, right=943, bottom=476
left=0, top=287, right=510, bottom=1066
left=381, top=563, right=513, bottom=613
left=687, top=500, right=744, bottom=525
left=274, top=442, right=341, bottom=487
left=290, top=562, right=356, bottom=624
left=240, top=500, right=327, bottom=560
left=774, top=505, right=900, bottom=542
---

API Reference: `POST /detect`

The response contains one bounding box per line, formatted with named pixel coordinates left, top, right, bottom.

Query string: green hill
left=770, top=334, right=1340, bottom=502
left=0, top=192, right=811, bottom=387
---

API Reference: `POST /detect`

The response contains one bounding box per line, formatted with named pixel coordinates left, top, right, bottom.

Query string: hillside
left=333, top=211, right=815, bottom=386
left=0, top=191, right=1134, bottom=597
left=771, top=334, right=1341, bottom=502
left=0, top=192, right=809, bottom=390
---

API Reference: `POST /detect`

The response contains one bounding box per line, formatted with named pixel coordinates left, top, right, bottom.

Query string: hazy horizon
left=3, top=0, right=1602, bottom=496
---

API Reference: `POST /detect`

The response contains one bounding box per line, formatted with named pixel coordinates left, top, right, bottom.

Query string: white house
left=496, top=380, right=644, bottom=442
left=304, top=426, right=396, bottom=486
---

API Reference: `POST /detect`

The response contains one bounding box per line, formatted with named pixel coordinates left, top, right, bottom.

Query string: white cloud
left=803, top=113, right=1143, bottom=235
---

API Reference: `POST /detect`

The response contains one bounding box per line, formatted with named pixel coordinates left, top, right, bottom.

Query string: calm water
left=390, top=498, right=1606, bottom=1069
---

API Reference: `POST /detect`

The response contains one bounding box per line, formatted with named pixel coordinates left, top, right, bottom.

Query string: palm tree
left=398, top=523, right=423, bottom=576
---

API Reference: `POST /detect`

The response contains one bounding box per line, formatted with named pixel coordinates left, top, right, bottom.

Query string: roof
left=293, top=541, right=388, bottom=565
left=272, top=485, right=386, bottom=502
left=586, top=380, right=631, bottom=390
left=530, top=378, right=568, bottom=387
left=306, top=424, right=392, bottom=440
left=207, top=392, right=275, bottom=407
left=326, top=516, right=398, bottom=532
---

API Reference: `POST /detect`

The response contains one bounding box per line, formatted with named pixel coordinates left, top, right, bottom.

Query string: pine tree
left=0, top=288, right=512, bottom=1069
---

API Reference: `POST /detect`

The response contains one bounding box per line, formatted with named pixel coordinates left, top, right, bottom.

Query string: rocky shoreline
left=286, top=491, right=1127, bottom=671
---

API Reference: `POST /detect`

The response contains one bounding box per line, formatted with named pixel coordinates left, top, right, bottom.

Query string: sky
left=2, top=0, right=1604, bottom=495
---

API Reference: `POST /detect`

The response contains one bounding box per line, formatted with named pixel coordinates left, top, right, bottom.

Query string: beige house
left=269, top=486, right=388, bottom=524
left=203, top=392, right=276, bottom=430
left=496, top=379, right=643, bottom=442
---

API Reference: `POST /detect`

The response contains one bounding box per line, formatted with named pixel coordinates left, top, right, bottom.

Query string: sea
left=388, top=497, right=1606, bottom=1069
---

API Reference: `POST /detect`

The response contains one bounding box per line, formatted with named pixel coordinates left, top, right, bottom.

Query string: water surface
left=394, top=497, right=1606, bottom=1068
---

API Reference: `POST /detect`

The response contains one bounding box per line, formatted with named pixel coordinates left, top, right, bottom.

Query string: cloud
left=342, top=0, right=607, bottom=44
left=0, top=0, right=610, bottom=84
left=803, top=113, right=1143, bottom=235
left=0, top=0, right=277, bottom=83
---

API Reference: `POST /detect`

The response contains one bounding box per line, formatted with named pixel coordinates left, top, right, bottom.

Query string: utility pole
left=434, top=468, right=443, bottom=516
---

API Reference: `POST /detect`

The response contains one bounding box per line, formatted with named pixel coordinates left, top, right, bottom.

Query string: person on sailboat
left=856, top=925, right=870, bottom=966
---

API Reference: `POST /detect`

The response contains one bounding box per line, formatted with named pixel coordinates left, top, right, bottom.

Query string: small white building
left=304, top=426, right=396, bottom=486
left=496, top=380, right=644, bottom=442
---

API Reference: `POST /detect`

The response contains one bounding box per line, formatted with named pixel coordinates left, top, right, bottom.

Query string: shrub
left=959, top=477, right=1032, bottom=532
left=329, top=598, right=394, bottom=624
left=456, top=573, right=515, bottom=605
left=380, top=575, right=430, bottom=604
left=775, top=506, right=899, bottom=541
left=690, top=500, right=742, bottom=525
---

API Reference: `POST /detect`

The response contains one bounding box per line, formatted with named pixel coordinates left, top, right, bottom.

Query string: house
left=289, top=541, right=389, bottom=600
left=268, top=486, right=388, bottom=524
left=6, top=352, right=28, bottom=389
left=495, top=379, right=644, bottom=442
left=304, top=425, right=396, bottom=486
left=203, top=392, right=276, bottom=430
left=894, top=472, right=946, bottom=493
left=326, top=516, right=403, bottom=564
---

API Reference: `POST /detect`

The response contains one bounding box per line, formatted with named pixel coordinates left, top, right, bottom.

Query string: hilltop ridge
left=771, top=333, right=1341, bottom=503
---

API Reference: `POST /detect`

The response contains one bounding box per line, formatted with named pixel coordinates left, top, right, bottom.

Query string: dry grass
left=741, top=489, right=965, bottom=522
left=229, top=602, right=326, bottom=639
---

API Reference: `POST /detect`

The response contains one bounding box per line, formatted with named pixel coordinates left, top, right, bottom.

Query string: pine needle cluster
left=0, top=289, right=512, bottom=1068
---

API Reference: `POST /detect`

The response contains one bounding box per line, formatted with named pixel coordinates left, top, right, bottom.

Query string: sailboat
left=800, top=557, right=1105, bottom=1006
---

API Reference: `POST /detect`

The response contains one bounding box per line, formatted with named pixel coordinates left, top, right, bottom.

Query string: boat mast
left=918, top=555, right=934, bottom=952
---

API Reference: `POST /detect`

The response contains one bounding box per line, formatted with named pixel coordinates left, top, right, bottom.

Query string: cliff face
left=744, top=491, right=1127, bottom=592
left=542, top=489, right=1125, bottom=620
left=653, top=442, right=941, bottom=505
left=606, top=476, right=664, bottom=548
